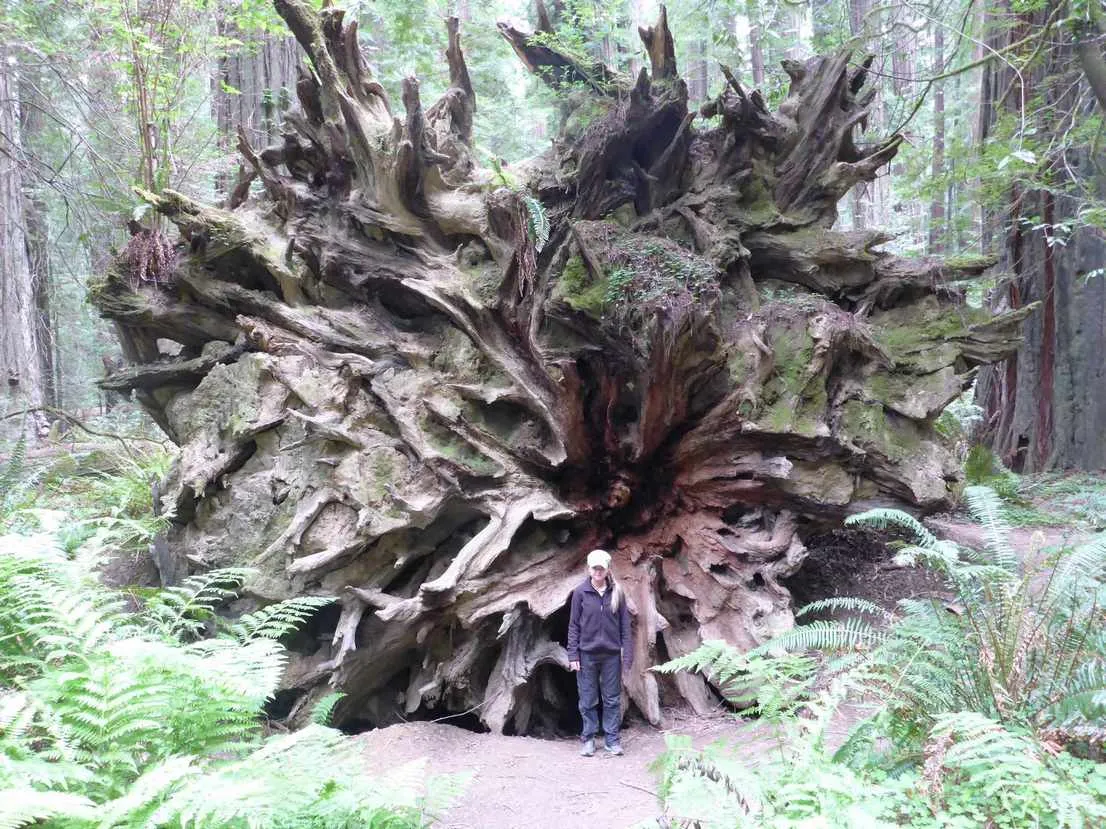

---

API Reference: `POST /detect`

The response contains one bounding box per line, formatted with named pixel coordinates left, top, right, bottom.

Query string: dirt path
left=925, top=515, right=1091, bottom=562
left=356, top=711, right=768, bottom=829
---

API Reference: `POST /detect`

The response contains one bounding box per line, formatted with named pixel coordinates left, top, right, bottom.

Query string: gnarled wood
left=91, top=3, right=1027, bottom=735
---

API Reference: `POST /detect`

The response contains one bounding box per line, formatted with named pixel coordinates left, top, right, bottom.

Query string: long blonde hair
left=608, top=572, right=623, bottom=613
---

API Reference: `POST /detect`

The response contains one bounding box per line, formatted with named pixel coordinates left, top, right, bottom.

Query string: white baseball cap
left=587, top=549, right=611, bottom=569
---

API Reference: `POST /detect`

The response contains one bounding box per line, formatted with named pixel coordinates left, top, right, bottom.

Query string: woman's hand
left=569, top=661, right=580, bottom=671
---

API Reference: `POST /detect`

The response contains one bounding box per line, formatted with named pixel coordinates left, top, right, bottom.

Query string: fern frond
left=523, top=195, right=550, bottom=252
left=1045, top=533, right=1106, bottom=607
left=963, top=485, right=1018, bottom=572
left=795, top=597, right=894, bottom=622
left=753, top=617, right=884, bottom=655
left=311, top=692, right=347, bottom=726
left=653, top=736, right=764, bottom=825
left=94, top=755, right=200, bottom=828
left=152, top=725, right=463, bottom=829
left=930, top=711, right=1043, bottom=782
left=0, top=435, right=30, bottom=521
left=143, top=567, right=253, bottom=640
left=845, top=507, right=936, bottom=546
left=0, top=789, right=95, bottom=829
left=232, top=595, right=334, bottom=642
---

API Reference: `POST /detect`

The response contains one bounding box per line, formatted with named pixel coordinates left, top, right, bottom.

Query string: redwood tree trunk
left=0, top=44, right=46, bottom=435
left=92, top=1, right=1028, bottom=734
left=213, top=24, right=299, bottom=196
left=928, top=26, right=945, bottom=254
left=977, top=10, right=1106, bottom=471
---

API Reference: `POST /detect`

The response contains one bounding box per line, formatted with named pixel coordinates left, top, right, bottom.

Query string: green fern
left=654, top=639, right=817, bottom=722
left=846, top=489, right=1106, bottom=735
left=651, top=488, right=1106, bottom=828
left=232, top=595, right=334, bottom=642
left=0, top=530, right=459, bottom=827
left=0, top=789, right=96, bottom=829
left=143, top=568, right=253, bottom=640
left=523, top=195, right=549, bottom=252
left=311, top=691, right=347, bottom=726
left=845, top=506, right=937, bottom=546
left=795, top=596, right=895, bottom=622
left=0, top=435, right=29, bottom=522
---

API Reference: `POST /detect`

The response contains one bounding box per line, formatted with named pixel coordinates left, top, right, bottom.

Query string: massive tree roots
left=92, top=1, right=1028, bottom=733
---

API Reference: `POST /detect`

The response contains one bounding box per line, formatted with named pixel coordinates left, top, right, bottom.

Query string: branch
left=1, top=406, right=170, bottom=454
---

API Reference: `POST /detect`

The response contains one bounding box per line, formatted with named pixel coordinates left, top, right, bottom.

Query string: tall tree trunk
left=977, top=10, right=1106, bottom=471
left=18, top=72, right=58, bottom=410
left=688, top=39, right=709, bottom=103
left=0, top=46, right=46, bottom=434
left=746, top=0, right=765, bottom=88
left=213, top=25, right=299, bottom=195
left=928, top=26, right=945, bottom=254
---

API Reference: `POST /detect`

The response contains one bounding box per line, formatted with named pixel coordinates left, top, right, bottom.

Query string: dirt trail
left=356, top=711, right=767, bottom=829
left=925, top=515, right=1091, bottom=562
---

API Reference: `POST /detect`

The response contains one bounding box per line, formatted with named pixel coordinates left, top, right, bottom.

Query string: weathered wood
left=91, top=2, right=1028, bottom=735
left=100, top=341, right=248, bottom=392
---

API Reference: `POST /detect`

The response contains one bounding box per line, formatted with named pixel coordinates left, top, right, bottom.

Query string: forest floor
left=355, top=481, right=1105, bottom=829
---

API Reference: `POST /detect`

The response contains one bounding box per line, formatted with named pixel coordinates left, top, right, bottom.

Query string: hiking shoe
left=580, top=738, right=595, bottom=757
left=605, top=743, right=624, bottom=756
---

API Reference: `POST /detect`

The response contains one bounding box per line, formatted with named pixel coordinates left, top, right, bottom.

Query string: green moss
left=763, top=400, right=794, bottom=432
left=461, top=261, right=502, bottom=304
left=423, top=418, right=500, bottom=477
left=554, top=222, right=719, bottom=321
left=944, top=253, right=998, bottom=271
left=554, top=255, right=609, bottom=315
left=871, top=299, right=992, bottom=372
left=432, top=328, right=506, bottom=385
left=171, top=356, right=264, bottom=442
left=728, top=348, right=752, bottom=383
left=770, top=327, right=815, bottom=397
left=839, top=399, right=924, bottom=461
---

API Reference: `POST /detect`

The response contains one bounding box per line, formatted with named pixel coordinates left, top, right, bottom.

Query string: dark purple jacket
left=567, top=578, right=631, bottom=665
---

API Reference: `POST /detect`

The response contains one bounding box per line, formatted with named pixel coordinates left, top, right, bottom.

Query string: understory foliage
left=0, top=524, right=460, bottom=828
left=652, top=486, right=1106, bottom=828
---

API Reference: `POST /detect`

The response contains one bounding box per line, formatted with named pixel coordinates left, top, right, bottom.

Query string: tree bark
left=977, top=9, right=1106, bottom=471
left=928, top=26, right=945, bottom=254
left=746, top=0, right=765, bottom=88
left=214, top=22, right=300, bottom=196
left=92, top=2, right=1028, bottom=734
left=0, top=44, right=47, bottom=435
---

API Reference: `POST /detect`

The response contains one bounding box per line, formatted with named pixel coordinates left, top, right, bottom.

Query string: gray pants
left=577, top=651, right=621, bottom=746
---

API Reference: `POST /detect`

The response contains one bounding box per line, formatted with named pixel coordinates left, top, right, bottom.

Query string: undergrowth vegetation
left=0, top=447, right=461, bottom=829
left=652, top=486, right=1106, bottom=828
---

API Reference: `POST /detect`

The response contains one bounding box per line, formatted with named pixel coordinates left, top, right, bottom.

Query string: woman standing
left=567, top=549, right=631, bottom=756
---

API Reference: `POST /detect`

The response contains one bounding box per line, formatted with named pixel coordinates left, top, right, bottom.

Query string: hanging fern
left=523, top=195, right=549, bottom=252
